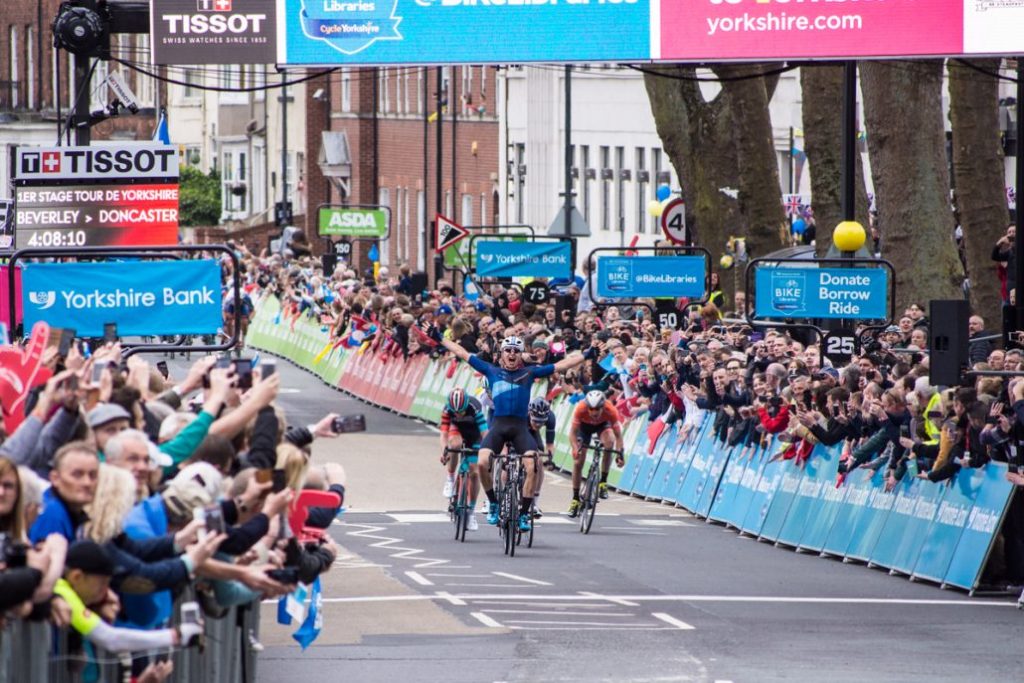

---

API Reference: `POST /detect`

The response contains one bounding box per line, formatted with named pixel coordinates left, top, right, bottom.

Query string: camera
left=0, top=533, right=28, bottom=568
left=266, top=567, right=300, bottom=584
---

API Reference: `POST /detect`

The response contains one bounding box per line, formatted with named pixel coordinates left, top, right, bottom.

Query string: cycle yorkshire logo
left=299, top=0, right=402, bottom=54
left=28, top=291, right=56, bottom=310
left=479, top=253, right=495, bottom=263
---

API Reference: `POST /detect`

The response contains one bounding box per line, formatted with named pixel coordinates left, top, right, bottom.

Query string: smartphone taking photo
left=331, top=414, right=367, bottom=434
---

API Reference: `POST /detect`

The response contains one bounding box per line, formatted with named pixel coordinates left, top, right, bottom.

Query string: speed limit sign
left=660, top=198, right=688, bottom=245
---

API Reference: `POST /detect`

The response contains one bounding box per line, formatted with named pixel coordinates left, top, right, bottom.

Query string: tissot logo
left=42, top=152, right=61, bottom=173
left=28, top=291, right=56, bottom=310
left=21, top=153, right=40, bottom=174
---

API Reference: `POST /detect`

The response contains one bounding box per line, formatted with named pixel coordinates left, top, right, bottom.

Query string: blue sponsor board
left=943, top=463, right=1015, bottom=590
left=776, top=444, right=840, bottom=548
left=708, top=444, right=750, bottom=525
left=754, top=266, right=888, bottom=320
left=844, top=471, right=898, bottom=562
left=739, top=441, right=785, bottom=537
left=475, top=240, right=571, bottom=279
left=726, top=444, right=769, bottom=531
left=662, top=420, right=708, bottom=505
left=695, top=444, right=732, bottom=518
left=633, top=423, right=675, bottom=498
left=911, top=468, right=980, bottom=583
left=22, top=260, right=222, bottom=337
left=596, top=255, right=706, bottom=299
left=674, top=428, right=720, bottom=512
left=797, top=445, right=847, bottom=553
left=758, top=459, right=804, bottom=542
left=279, top=0, right=651, bottom=65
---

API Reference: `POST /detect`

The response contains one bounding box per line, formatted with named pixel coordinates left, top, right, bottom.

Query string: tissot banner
left=275, top=1, right=1024, bottom=66
left=22, top=260, right=222, bottom=337
left=596, top=255, right=706, bottom=299
left=151, top=0, right=278, bottom=65
left=754, top=266, right=888, bottom=320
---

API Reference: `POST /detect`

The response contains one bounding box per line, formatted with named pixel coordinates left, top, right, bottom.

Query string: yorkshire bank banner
left=277, top=0, right=1024, bottom=65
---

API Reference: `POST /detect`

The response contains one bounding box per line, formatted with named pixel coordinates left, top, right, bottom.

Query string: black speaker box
left=929, top=299, right=970, bottom=386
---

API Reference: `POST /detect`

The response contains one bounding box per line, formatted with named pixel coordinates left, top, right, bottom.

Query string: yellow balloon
left=719, top=254, right=734, bottom=270
left=833, top=220, right=866, bottom=252
left=647, top=199, right=665, bottom=217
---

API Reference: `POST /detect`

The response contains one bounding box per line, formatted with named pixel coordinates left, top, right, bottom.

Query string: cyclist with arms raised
left=441, top=335, right=592, bottom=531
left=439, top=388, right=488, bottom=531
left=567, top=389, right=624, bottom=517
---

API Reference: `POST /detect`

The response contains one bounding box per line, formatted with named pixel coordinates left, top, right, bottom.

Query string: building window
left=581, top=145, right=591, bottom=224
left=515, top=143, right=525, bottom=224
left=416, top=190, right=426, bottom=270
left=461, top=193, right=473, bottom=228
left=416, top=68, right=424, bottom=115
left=222, top=148, right=248, bottom=216
left=25, top=26, right=34, bottom=110
left=615, top=146, right=626, bottom=235
left=378, top=68, right=390, bottom=114
left=90, top=58, right=109, bottom=112
left=462, top=66, right=472, bottom=116
left=341, top=68, right=352, bottom=112
left=51, top=48, right=59, bottom=111
left=635, top=147, right=646, bottom=233
left=402, top=187, right=410, bottom=260
left=9, top=26, right=19, bottom=108
left=652, top=148, right=663, bottom=234
left=445, top=190, right=453, bottom=218
left=183, top=65, right=201, bottom=99
left=135, top=35, right=154, bottom=107
left=219, top=64, right=240, bottom=90
left=379, top=187, right=391, bottom=266
left=600, top=146, right=610, bottom=231
left=480, top=193, right=487, bottom=228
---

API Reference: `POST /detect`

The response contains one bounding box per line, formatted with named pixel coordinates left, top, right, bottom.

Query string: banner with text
left=754, top=266, right=888, bottom=320
left=596, top=255, right=706, bottom=299
left=475, top=240, right=571, bottom=279
left=22, top=260, right=222, bottom=337
left=317, top=206, right=389, bottom=238
left=276, top=1, right=1024, bottom=66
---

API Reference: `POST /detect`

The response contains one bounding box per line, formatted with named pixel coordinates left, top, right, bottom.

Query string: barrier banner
left=727, top=444, right=770, bottom=531
left=695, top=444, right=733, bottom=519
left=776, top=444, right=840, bottom=548
left=912, top=467, right=979, bottom=584
left=943, top=463, right=1015, bottom=591
left=739, top=441, right=785, bottom=536
left=673, top=427, right=718, bottom=511
left=618, top=422, right=652, bottom=493
left=708, top=444, right=749, bottom=525
left=634, top=423, right=676, bottom=498
left=22, top=260, right=221, bottom=337
left=798, top=445, right=849, bottom=553
left=844, top=469, right=898, bottom=563
left=888, top=477, right=945, bottom=576
left=608, top=416, right=646, bottom=490
left=648, top=423, right=700, bottom=502
left=758, top=457, right=804, bottom=542
left=819, top=467, right=876, bottom=557
left=664, top=420, right=710, bottom=506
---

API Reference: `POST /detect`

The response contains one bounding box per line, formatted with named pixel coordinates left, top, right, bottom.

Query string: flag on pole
left=152, top=107, right=170, bottom=144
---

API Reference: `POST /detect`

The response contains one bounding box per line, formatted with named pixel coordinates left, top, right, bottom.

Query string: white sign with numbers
left=660, top=198, right=688, bottom=245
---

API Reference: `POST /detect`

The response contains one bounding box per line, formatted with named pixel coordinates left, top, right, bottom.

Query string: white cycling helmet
left=500, top=336, right=525, bottom=352
left=584, top=390, right=605, bottom=410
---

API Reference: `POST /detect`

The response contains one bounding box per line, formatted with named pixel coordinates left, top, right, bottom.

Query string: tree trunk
left=713, top=64, right=788, bottom=262
left=644, top=67, right=742, bottom=308
left=860, top=60, right=963, bottom=312
left=800, top=65, right=871, bottom=255
left=949, top=58, right=1009, bottom=328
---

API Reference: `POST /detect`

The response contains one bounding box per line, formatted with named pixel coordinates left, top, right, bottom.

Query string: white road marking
left=480, top=610, right=631, bottom=617
left=288, top=593, right=1015, bottom=607
left=652, top=612, right=697, bottom=630
left=444, top=583, right=533, bottom=588
left=388, top=513, right=452, bottom=523
left=470, top=612, right=504, bottom=628
left=427, top=573, right=492, bottom=578
left=579, top=591, right=639, bottom=607
left=535, top=517, right=575, bottom=525
left=343, top=522, right=452, bottom=568
left=435, top=591, right=466, bottom=606
left=508, top=626, right=677, bottom=631
left=492, top=571, right=553, bottom=586
left=632, top=519, right=695, bottom=527
left=405, top=571, right=434, bottom=586
left=504, top=619, right=646, bottom=626
left=468, top=600, right=611, bottom=608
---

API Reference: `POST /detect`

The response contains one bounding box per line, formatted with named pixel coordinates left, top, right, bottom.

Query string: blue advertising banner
left=798, top=445, right=848, bottom=553
left=278, top=0, right=651, bottom=66
left=739, top=441, right=785, bottom=537
left=695, top=445, right=732, bottom=519
left=758, top=462, right=803, bottom=542
left=726, top=444, right=769, bottom=530
left=475, top=240, right=571, bottom=279
left=776, top=445, right=838, bottom=548
left=596, top=255, right=706, bottom=299
left=633, top=423, right=675, bottom=499
left=912, top=469, right=980, bottom=583
left=754, top=266, right=889, bottom=320
left=943, top=463, right=1014, bottom=591
left=22, top=260, right=222, bottom=337
left=844, top=473, right=897, bottom=562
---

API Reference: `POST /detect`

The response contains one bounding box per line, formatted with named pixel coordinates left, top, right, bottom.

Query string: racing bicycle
left=444, top=446, right=478, bottom=543
left=577, top=437, right=624, bottom=535
left=491, top=446, right=535, bottom=556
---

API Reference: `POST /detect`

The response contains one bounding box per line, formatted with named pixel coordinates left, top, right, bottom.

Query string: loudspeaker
left=409, top=272, right=428, bottom=296
left=322, top=253, right=338, bottom=276
left=929, top=299, right=970, bottom=387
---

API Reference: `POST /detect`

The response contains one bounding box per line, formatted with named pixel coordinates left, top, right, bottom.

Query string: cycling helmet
left=446, top=388, right=469, bottom=413
left=528, top=397, right=551, bottom=421
left=584, top=390, right=605, bottom=410
left=500, top=336, right=525, bottom=352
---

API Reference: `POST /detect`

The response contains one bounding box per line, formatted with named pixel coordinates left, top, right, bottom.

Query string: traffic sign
left=660, top=198, right=688, bottom=245
left=655, top=299, right=683, bottom=330
left=333, top=239, right=352, bottom=257
left=522, top=280, right=550, bottom=305
left=823, top=328, right=859, bottom=367
left=435, top=214, right=468, bottom=253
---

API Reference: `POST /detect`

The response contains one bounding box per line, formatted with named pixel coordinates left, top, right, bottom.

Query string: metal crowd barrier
left=0, top=594, right=261, bottom=683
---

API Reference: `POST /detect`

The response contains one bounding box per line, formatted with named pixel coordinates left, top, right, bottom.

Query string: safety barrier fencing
left=247, top=298, right=1016, bottom=594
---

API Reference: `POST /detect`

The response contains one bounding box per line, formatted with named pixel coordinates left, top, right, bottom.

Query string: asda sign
left=317, top=206, right=390, bottom=238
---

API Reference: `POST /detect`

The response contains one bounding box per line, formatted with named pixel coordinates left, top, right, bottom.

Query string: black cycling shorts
left=575, top=422, right=612, bottom=446
left=481, top=416, right=538, bottom=455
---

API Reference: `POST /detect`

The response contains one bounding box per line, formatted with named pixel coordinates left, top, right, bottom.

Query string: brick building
left=304, top=66, right=500, bottom=281
left=0, top=1, right=166, bottom=192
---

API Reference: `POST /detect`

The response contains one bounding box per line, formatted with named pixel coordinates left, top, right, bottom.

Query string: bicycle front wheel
left=507, top=493, right=520, bottom=558
left=455, top=473, right=469, bottom=542
left=582, top=468, right=599, bottom=535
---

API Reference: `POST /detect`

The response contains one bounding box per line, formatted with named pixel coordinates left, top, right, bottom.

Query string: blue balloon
left=792, top=218, right=807, bottom=235
left=656, top=184, right=671, bottom=202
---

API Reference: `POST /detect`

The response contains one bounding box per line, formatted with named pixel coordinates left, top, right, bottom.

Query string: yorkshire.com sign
left=22, top=260, right=222, bottom=337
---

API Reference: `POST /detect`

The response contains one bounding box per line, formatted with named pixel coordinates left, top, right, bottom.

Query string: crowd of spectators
left=0, top=323, right=347, bottom=680
left=233, top=238, right=1023, bottom=587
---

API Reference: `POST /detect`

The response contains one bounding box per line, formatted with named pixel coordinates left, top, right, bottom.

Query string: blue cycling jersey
left=468, top=356, right=555, bottom=419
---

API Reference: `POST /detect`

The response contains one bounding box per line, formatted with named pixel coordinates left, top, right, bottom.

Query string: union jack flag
left=783, top=194, right=804, bottom=216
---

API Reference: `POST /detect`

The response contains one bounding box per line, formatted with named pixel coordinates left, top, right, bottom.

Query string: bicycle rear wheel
left=582, top=466, right=599, bottom=535
left=507, top=492, right=520, bottom=557
left=455, top=472, right=469, bottom=542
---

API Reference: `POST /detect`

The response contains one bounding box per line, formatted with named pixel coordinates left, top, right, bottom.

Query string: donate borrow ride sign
left=596, top=255, right=706, bottom=299
left=754, top=266, right=888, bottom=320
left=22, top=260, right=222, bottom=337
left=475, top=240, right=571, bottom=279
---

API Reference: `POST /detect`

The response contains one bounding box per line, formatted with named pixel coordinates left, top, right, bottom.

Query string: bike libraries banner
left=596, top=255, right=706, bottom=299
left=22, top=260, right=222, bottom=337
left=754, top=266, right=888, bottom=320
